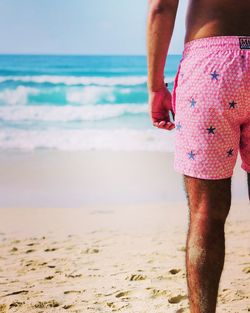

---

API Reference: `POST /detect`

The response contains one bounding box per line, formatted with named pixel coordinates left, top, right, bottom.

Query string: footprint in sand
left=25, top=261, right=35, bottom=267
left=9, top=301, right=24, bottom=309
left=106, top=302, right=130, bottom=311
left=3, top=290, right=29, bottom=297
left=243, top=266, right=250, bottom=274
left=169, top=268, right=181, bottom=275
left=40, top=262, right=47, bottom=266
left=11, top=239, right=20, bottom=244
left=44, top=276, right=54, bottom=280
left=106, top=302, right=116, bottom=309
left=82, top=248, right=100, bottom=254
left=66, top=273, right=82, bottom=278
left=234, top=289, right=248, bottom=300
left=44, top=248, right=57, bottom=252
left=220, top=288, right=248, bottom=303
left=126, top=274, right=147, bottom=281
left=34, top=300, right=60, bottom=308
left=150, top=288, right=170, bottom=298
left=147, top=259, right=154, bottom=264
left=115, top=290, right=131, bottom=298
left=10, top=247, right=18, bottom=252
left=156, top=274, right=170, bottom=280
left=0, top=304, right=8, bottom=313
left=64, top=290, right=85, bottom=294
left=168, top=294, right=187, bottom=304
left=63, top=304, right=74, bottom=309
left=25, top=249, right=36, bottom=253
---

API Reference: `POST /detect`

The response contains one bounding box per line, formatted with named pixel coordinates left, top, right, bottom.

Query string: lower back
left=185, top=0, right=250, bottom=43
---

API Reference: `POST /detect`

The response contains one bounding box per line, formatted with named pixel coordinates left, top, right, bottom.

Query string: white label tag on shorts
left=239, top=37, right=250, bottom=49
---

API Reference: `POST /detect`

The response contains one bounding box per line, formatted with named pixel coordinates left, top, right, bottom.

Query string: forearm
left=146, top=0, right=179, bottom=91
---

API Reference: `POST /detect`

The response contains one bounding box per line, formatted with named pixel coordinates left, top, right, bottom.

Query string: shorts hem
left=174, top=165, right=233, bottom=180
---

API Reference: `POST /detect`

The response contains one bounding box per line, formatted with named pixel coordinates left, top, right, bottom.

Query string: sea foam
left=0, top=128, right=175, bottom=151
left=0, top=75, right=175, bottom=86
left=0, top=104, right=148, bottom=121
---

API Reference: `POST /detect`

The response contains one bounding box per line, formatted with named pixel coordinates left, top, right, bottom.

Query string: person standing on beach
left=146, top=1, right=250, bottom=312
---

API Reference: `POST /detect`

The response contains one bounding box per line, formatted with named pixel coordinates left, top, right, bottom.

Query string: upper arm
left=148, top=0, right=179, bottom=9
left=148, top=0, right=179, bottom=12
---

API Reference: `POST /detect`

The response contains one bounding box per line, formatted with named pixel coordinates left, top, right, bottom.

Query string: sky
left=0, top=0, right=188, bottom=55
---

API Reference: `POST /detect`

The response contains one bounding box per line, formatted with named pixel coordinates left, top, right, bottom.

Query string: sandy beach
left=0, top=150, right=249, bottom=312
left=1, top=2, right=249, bottom=311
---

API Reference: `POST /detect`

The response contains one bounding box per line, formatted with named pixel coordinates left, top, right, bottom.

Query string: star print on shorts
left=171, top=36, right=250, bottom=179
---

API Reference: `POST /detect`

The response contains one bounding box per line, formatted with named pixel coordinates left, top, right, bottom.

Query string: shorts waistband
left=183, top=35, right=250, bottom=56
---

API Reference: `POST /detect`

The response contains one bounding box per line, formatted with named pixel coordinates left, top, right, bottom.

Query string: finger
left=155, top=121, right=173, bottom=130
left=153, top=120, right=175, bottom=129
left=154, top=120, right=168, bottom=128
left=153, top=120, right=165, bottom=126
left=162, top=122, right=175, bottom=130
left=168, top=124, right=175, bottom=130
left=166, top=122, right=175, bottom=128
left=158, top=121, right=166, bottom=127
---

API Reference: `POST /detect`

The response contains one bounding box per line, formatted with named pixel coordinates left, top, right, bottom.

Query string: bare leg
left=183, top=175, right=232, bottom=313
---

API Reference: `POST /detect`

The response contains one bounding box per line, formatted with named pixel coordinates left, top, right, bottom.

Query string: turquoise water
left=0, top=55, right=181, bottom=150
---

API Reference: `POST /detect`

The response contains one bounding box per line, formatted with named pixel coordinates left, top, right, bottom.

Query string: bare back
left=185, top=0, right=250, bottom=43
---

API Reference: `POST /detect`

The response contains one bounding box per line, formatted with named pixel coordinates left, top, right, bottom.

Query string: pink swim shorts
left=172, top=35, right=250, bottom=179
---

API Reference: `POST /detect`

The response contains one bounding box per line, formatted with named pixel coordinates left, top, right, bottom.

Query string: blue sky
left=0, top=0, right=187, bottom=55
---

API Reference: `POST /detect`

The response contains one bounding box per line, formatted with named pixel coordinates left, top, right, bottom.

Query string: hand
left=148, top=84, right=175, bottom=130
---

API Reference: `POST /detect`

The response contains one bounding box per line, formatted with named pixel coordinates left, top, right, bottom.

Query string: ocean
left=0, top=54, right=181, bottom=151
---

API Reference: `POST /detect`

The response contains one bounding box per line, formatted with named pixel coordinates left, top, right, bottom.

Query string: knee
left=190, top=204, right=230, bottom=226
left=188, top=211, right=226, bottom=257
